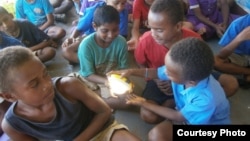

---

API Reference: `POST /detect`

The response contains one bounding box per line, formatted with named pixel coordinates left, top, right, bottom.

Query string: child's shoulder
left=52, top=76, right=79, bottom=88
left=111, top=35, right=127, bottom=46
left=52, top=76, right=86, bottom=96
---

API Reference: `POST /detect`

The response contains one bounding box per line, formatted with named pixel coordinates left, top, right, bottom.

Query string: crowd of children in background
left=0, top=0, right=250, bottom=140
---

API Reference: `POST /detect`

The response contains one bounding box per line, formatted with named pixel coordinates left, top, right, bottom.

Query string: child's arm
left=71, top=29, right=82, bottom=38
left=71, top=8, right=95, bottom=38
left=127, top=19, right=141, bottom=50
left=218, top=0, right=230, bottom=28
left=191, top=4, right=225, bottom=36
left=217, top=26, right=250, bottom=59
left=26, top=21, right=57, bottom=50
left=108, top=68, right=158, bottom=80
left=192, top=6, right=218, bottom=28
left=2, top=118, right=38, bottom=141
left=39, top=13, right=54, bottom=31
left=126, top=94, right=186, bottom=122
left=86, top=74, right=109, bottom=86
left=59, top=77, right=112, bottom=141
left=29, top=39, right=57, bottom=51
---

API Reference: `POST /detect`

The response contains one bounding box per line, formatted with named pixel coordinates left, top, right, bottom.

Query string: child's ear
left=188, top=80, right=198, bottom=86
left=92, top=22, right=97, bottom=31
left=0, top=93, right=17, bottom=103
left=176, top=21, right=183, bottom=31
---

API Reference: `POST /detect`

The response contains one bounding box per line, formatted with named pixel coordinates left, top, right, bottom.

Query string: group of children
left=0, top=0, right=250, bottom=140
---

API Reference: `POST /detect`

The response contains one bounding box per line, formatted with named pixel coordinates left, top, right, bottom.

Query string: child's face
left=9, top=58, right=54, bottom=107
left=148, top=11, right=182, bottom=46
left=165, top=52, right=184, bottom=84
left=0, top=13, right=16, bottom=34
left=107, top=0, right=127, bottom=12
left=94, top=22, right=119, bottom=46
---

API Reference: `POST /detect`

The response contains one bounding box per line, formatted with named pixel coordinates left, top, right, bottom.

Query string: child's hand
left=126, top=94, right=146, bottom=106
left=49, top=39, right=58, bottom=48
left=127, top=38, right=138, bottom=51
left=106, top=69, right=132, bottom=78
left=62, top=38, right=73, bottom=48
left=154, top=79, right=173, bottom=96
left=215, top=25, right=225, bottom=38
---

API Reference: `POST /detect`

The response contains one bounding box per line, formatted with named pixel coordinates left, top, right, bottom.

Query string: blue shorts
left=142, top=80, right=174, bottom=105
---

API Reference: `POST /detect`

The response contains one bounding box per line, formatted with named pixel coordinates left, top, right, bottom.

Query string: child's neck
left=184, top=81, right=197, bottom=89
left=16, top=101, right=56, bottom=123
left=164, top=29, right=182, bottom=48
left=95, top=36, right=111, bottom=48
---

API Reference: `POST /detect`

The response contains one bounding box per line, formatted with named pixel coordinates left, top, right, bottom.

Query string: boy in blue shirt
left=15, top=0, right=66, bottom=41
left=109, top=37, right=230, bottom=140
left=215, top=14, right=250, bottom=84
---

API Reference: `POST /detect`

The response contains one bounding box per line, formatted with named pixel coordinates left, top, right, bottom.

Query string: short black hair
left=93, top=5, right=120, bottom=26
left=0, top=6, right=9, bottom=15
left=0, top=46, right=35, bottom=93
left=169, top=38, right=214, bottom=81
left=150, top=0, right=184, bottom=25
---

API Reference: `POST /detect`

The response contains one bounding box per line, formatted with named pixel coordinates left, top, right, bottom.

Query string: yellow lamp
left=107, top=74, right=133, bottom=95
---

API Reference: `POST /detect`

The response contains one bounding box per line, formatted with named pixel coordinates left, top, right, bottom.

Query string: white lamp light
left=108, top=74, right=133, bottom=95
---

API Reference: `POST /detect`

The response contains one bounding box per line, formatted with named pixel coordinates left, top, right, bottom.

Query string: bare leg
left=148, top=120, right=173, bottom=141
left=103, top=94, right=133, bottom=110
left=111, top=129, right=140, bottom=141
left=47, top=26, right=66, bottom=41
left=218, top=74, right=239, bottom=97
left=54, top=0, right=74, bottom=14
left=36, top=47, right=56, bottom=63
left=140, top=99, right=175, bottom=124
left=111, top=129, right=141, bottom=141
left=62, top=40, right=80, bottom=64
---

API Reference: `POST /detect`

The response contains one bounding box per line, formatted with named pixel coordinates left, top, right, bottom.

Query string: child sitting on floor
left=15, top=0, right=66, bottom=41
left=76, top=5, right=130, bottom=110
left=186, top=0, right=240, bottom=39
left=0, top=6, right=56, bottom=63
left=0, top=46, right=140, bottom=141
left=62, top=0, right=129, bottom=64
left=109, top=37, right=231, bottom=141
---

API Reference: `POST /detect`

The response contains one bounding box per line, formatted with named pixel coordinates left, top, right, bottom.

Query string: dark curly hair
left=150, top=0, right=184, bottom=25
left=93, top=5, right=120, bottom=26
left=169, top=38, right=214, bottom=81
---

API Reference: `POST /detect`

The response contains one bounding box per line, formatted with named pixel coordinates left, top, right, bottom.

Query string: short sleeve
left=188, top=0, right=199, bottom=9
left=157, top=66, right=169, bottom=80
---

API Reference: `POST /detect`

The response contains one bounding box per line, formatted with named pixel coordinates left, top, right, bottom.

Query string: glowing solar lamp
left=107, top=74, right=134, bottom=95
